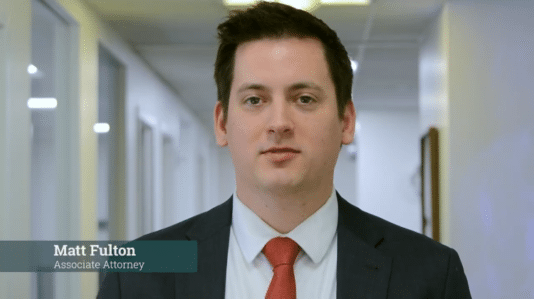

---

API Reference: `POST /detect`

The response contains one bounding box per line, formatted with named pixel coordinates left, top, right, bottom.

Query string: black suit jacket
left=98, top=193, right=471, bottom=298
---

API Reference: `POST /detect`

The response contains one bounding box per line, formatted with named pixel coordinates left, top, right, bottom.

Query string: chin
left=259, top=174, right=305, bottom=192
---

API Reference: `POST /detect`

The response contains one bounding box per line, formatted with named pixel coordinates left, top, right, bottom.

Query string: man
left=98, top=2, right=471, bottom=298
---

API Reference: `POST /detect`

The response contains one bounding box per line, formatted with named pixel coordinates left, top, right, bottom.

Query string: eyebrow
left=237, top=82, right=324, bottom=94
left=237, top=84, right=269, bottom=93
left=288, top=82, right=323, bottom=93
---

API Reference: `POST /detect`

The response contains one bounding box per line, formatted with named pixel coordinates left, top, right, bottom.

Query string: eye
left=298, top=95, right=316, bottom=104
left=245, top=96, right=262, bottom=106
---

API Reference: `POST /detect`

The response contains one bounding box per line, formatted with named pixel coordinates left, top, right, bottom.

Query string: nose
left=267, top=97, right=294, bottom=141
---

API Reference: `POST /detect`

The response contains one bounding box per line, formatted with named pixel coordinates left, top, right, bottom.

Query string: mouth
left=261, top=147, right=300, bottom=154
left=261, top=147, right=300, bottom=163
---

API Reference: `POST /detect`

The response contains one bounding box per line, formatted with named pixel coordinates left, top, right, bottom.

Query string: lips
left=261, top=147, right=300, bottom=163
left=261, top=147, right=300, bottom=154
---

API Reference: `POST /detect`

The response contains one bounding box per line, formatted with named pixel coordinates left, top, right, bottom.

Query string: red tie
left=262, top=237, right=301, bottom=299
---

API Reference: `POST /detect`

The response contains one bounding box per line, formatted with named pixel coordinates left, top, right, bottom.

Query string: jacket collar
left=176, top=193, right=392, bottom=298
left=176, top=197, right=233, bottom=299
left=337, top=192, right=392, bottom=298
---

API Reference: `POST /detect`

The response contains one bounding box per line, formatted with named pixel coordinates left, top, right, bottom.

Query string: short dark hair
left=214, top=1, right=353, bottom=122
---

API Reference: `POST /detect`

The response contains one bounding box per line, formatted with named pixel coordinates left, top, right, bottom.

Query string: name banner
left=0, top=241, right=197, bottom=273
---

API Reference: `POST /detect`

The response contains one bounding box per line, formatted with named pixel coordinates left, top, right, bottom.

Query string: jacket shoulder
left=338, top=196, right=452, bottom=256
left=338, top=197, right=471, bottom=296
left=368, top=209, right=445, bottom=251
left=136, top=197, right=233, bottom=241
left=363, top=209, right=471, bottom=297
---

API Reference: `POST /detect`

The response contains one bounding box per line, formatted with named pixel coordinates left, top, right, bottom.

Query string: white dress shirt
left=225, top=189, right=338, bottom=299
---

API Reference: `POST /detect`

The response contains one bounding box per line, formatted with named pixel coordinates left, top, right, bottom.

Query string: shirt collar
left=232, top=188, right=338, bottom=264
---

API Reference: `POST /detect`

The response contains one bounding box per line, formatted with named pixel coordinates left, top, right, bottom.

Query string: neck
left=236, top=181, right=333, bottom=234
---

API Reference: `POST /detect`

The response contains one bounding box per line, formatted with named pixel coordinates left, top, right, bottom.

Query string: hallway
left=1, top=0, right=533, bottom=298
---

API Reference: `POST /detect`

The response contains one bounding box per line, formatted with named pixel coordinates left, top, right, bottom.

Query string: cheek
left=235, top=112, right=266, bottom=136
left=306, top=118, right=343, bottom=143
left=226, top=117, right=263, bottom=153
left=310, top=121, right=344, bottom=162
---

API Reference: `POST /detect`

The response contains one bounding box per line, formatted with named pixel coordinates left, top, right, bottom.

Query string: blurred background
left=0, top=0, right=533, bottom=297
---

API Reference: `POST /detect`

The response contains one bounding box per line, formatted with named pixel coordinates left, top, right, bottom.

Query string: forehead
left=235, top=36, right=326, bottom=54
left=232, top=37, right=331, bottom=86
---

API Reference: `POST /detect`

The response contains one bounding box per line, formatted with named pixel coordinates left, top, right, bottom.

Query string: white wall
left=420, top=2, right=534, bottom=297
left=357, top=108, right=421, bottom=232
left=334, top=145, right=357, bottom=205
left=217, top=147, right=236, bottom=203
left=448, top=2, right=534, bottom=297
left=419, top=4, right=451, bottom=244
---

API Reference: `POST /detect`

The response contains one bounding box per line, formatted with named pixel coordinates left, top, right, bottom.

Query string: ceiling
left=83, top=0, right=446, bottom=127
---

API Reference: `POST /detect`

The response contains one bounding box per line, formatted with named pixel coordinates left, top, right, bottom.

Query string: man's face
left=214, top=37, right=355, bottom=195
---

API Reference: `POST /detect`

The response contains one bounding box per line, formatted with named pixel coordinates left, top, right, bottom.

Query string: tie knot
left=262, top=237, right=300, bottom=268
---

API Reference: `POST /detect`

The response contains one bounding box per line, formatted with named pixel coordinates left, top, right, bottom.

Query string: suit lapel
left=337, top=194, right=392, bottom=299
left=172, top=194, right=392, bottom=298
left=174, top=197, right=233, bottom=299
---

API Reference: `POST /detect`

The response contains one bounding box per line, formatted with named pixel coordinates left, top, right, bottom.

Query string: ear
left=341, top=100, right=356, bottom=145
left=214, top=101, right=228, bottom=147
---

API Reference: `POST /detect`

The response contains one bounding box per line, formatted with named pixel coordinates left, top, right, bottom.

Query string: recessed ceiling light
left=27, top=98, right=57, bottom=109
left=350, top=59, right=358, bottom=73
left=27, top=64, right=38, bottom=75
left=346, top=144, right=357, bottom=157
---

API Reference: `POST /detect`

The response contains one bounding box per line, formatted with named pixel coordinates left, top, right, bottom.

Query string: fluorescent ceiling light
left=27, top=64, right=38, bottom=74
left=93, top=123, right=110, bottom=134
left=278, top=0, right=319, bottom=10
left=224, top=0, right=369, bottom=8
left=223, top=0, right=256, bottom=5
left=27, top=98, right=57, bottom=109
left=224, top=0, right=320, bottom=10
left=321, top=0, right=370, bottom=5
